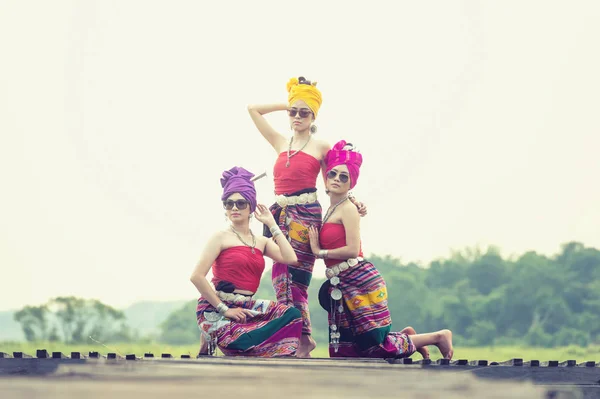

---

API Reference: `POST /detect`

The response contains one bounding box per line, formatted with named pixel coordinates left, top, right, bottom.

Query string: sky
left=1, top=1, right=599, bottom=311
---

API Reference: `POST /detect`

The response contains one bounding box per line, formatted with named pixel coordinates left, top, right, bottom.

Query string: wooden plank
left=469, top=365, right=600, bottom=385
left=541, top=361, right=559, bottom=367
left=0, top=358, right=84, bottom=375
left=500, top=358, right=523, bottom=366
left=559, top=360, right=577, bottom=367
left=469, top=360, right=488, bottom=366
left=0, top=361, right=580, bottom=399
left=578, top=361, right=596, bottom=368
left=452, top=359, right=469, bottom=366
left=415, top=358, right=432, bottom=365
left=524, top=360, right=540, bottom=367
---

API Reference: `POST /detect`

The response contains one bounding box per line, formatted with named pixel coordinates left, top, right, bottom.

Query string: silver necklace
left=286, top=135, right=311, bottom=167
left=230, top=226, right=256, bottom=254
left=322, top=196, right=349, bottom=226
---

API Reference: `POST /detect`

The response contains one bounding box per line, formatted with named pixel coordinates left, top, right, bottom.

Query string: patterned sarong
left=196, top=296, right=302, bottom=357
left=320, top=260, right=416, bottom=358
left=268, top=199, right=322, bottom=335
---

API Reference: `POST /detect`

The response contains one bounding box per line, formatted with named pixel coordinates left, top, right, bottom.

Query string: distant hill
left=0, top=300, right=189, bottom=342
left=122, top=300, right=189, bottom=339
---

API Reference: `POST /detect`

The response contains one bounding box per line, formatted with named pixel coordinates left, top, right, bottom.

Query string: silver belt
left=216, top=290, right=253, bottom=303
left=325, top=257, right=364, bottom=280
left=274, top=191, right=318, bottom=207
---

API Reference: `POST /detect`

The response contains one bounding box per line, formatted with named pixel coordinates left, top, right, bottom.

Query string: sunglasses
left=327, top=170, right=350, bottom=184
left=288, top=108, right=313, bottom=118
left=223, top=199, right=249, bottom=210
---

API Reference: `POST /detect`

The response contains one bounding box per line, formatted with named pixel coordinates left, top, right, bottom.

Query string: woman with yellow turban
left=247, top=77, right=366, bottom=357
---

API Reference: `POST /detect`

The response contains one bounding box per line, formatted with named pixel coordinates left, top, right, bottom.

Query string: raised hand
left=254, top=204, right=276, bottom=226
left=349, top=196, right=367, bottom=217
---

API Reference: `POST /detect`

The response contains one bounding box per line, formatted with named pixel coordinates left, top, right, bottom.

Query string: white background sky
left=1, top=1, right=599, bottom=311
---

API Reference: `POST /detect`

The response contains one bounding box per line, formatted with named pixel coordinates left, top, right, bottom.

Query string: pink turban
left=220, top=167, right=257, bottom=212
left=324, top=140, right=363, bottom=189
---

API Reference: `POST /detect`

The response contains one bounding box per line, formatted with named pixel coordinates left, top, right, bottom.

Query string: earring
left=310, top=124, right=318, bottom=134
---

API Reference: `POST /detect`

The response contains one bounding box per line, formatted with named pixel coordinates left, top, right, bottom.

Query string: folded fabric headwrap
left=287, top=77, right=323, bottom=118
left=325, top=140, right=363, bottom=189
left=220, top=166, right=257, bottom=212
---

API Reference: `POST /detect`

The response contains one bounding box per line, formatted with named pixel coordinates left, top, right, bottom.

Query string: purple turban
left=220, top=166, right=257, bottom=212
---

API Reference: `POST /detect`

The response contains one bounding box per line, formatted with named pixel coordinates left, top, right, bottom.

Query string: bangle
left=216, top=302, right=229, bottom=315
left=272, top=228, right=283, bottom=238
left=319, top=249, right=328, bottom=259
left=269, top=225, right=279, bottom=234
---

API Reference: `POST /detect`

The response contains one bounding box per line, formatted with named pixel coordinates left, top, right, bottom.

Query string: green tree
left=14, top=297, right=129, bottom=343
left=13, top=305, right=50, bottom=341
left=158, top=300, right=200, bottom=345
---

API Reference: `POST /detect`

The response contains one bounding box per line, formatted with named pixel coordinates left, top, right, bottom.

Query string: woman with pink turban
left=248, top=77, right=367, bottom=357
left=308, top=141, right=454, bottom=360
left=190, top=166, right=303, bottom=357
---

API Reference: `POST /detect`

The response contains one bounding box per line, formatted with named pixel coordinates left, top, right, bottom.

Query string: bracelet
left=269, top=225, right=279, bottom=234
left=216, top=302, right=229, bottom=315
left=319, top=249, right=329, bottom=259
left=272, top=228, right=283, bottom=238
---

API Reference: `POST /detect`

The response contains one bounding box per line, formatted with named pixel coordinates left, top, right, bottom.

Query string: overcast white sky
left=1, top=1, right=599, bottom=311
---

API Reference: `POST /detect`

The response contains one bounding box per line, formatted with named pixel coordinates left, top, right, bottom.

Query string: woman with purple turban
left=190, top=166, right=303, bottom=357
left=308, top=141, right=454, bottom=360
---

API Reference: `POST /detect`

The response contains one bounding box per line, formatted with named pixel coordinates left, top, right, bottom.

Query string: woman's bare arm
left=254, top=204, right=298, bottom=265
left=263, top=234, right=298, bottom=265
left=189, top=232, right=224, bottom=308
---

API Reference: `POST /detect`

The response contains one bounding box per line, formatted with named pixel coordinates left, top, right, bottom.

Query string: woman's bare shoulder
left=341, top=199, right=360, bottom=217
left=313, top=137, right=331, bottom=151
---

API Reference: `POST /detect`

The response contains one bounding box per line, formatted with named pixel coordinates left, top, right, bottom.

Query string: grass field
left=3, top=341, right=600, bottom=361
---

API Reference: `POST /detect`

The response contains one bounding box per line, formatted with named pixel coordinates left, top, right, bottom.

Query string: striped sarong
left=268, top=199, right=322, bottom=335
left=321, top=260, right=416, bottom=358
left=196, top=297, right=302, bottom=357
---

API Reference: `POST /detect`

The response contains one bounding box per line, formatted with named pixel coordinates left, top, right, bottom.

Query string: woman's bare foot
left=436, top=329, right=453, bottom=360
left=417, top=346, right=430, bottom=359
left=296, top=334, right=317, bottom=358
left=400, top=326, right=430, bottom=359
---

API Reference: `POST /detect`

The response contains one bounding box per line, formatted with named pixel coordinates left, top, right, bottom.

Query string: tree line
left=13, top=242, right=600, bottom=348
left=158, top=241, right=600, bottom=348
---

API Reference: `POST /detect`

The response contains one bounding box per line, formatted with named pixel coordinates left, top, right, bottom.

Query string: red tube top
left=319, top=223, right=363, bottom=267
left=211, top=246, right=265, bottom=293
left=273, top=151, right=320, bottom=195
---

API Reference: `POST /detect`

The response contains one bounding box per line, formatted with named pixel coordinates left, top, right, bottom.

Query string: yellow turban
left=287, top=77, right=323, bottom=118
